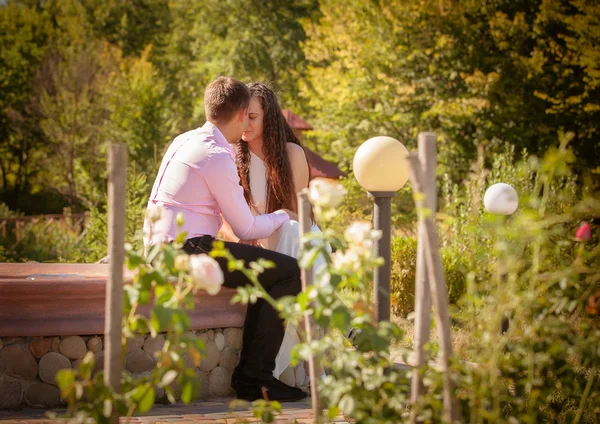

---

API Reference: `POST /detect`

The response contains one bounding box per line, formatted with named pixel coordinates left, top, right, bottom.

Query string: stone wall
left=0, top=328, right=309, bottom=410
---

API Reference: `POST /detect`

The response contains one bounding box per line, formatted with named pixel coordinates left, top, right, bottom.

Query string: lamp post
left=483, top=182, right=519, bottom=333
left=353, top=136, right=410, bottom=322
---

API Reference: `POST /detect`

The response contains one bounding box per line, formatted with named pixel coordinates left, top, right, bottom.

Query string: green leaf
left=132, top=384, right=155, bottom=413
left=55, top=369, right=76, bottom=390
left=151, top=305, right=174, bottom=332
left=332, top=306, right=351, bottom=332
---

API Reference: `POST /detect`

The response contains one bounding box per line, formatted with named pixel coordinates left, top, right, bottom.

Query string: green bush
left=0, top=208, right=87, bottom=263
left=78, top=165, right=151, bottom=262
left=390, top=236, right=467, bottom=317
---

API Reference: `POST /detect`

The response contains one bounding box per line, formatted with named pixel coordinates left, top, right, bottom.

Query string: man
left=144, top=76, right=306, bottom=402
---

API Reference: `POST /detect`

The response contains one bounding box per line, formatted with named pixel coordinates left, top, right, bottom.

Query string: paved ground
left=0, top=398, right=350, bottom=423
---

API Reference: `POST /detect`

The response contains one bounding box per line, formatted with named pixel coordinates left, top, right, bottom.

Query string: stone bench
left=0, top=263, right=249, bottom=409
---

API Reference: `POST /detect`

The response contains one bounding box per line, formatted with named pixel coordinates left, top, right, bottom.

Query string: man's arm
left=204, top=153, right=290, bottom=241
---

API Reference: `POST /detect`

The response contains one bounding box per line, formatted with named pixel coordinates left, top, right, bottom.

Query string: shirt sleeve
left=203, top=152, right=290, bottom=240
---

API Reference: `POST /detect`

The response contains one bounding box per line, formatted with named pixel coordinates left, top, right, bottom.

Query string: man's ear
left=237, top=108, right=247, bottom=123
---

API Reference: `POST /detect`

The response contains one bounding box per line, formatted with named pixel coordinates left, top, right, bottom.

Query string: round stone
left=196, top=370, right=210, bottom=400
left=125, top=350, right=155, bottom=374
left=0, top=374, right=23, bottom=409
left=51, top=337, right=60, bottom=352
left=206, top=330, right=214, bottom=340
left=294, top=364, right=307, bottom=388
left=86, top=337, right=103, bottom=353
left=209, top=366, right=232, bottom=397
left=93, top=351, right=104, bottom=375
left=218, top=347, right=239, bottom=373
left=197, top=332, right=208, bottom=344
left=224, top=328, right=243, bottom=349
left=199, top=341, right=220, bottom=372
left=24, top=382, right=61, bottom=408
left=30, top=338, right=52, bottom=358
left=59, top=336, right=86, bottom=360
left=39, top=352, right=71, bottom=385
left=0, top=344, right=38, bottom=380
left=72, top=359, right=82, bottom=369
left=279, top=366, right=295, bottom=387
left=142, top=334, right=165, bottom=356
left=125, top=335, right=145, bottom=354
left=3, top=337, right=25, bottom=345
left=214, top=332, right=225, bottom=351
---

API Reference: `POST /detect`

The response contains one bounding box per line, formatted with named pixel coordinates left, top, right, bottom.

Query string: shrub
left=390, top=236, right=467, bottom=317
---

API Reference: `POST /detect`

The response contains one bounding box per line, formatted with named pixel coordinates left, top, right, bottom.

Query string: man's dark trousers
left=183, top=235, right=301, bottom=381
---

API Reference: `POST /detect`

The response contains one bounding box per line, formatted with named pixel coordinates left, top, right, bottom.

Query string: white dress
left=248, top=150, right=328, bottom=377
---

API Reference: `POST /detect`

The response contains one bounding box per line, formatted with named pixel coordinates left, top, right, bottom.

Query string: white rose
left=189, top=254, right=224, bottom=295
left=344, top=221, right=373, bottom=245
left=308, top=178, right=347, bottom=208
left=331, top=249, right=360, bottom=273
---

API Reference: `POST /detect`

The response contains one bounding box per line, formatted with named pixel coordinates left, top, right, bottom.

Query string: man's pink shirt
left=144, top=122, right=289, bottom=246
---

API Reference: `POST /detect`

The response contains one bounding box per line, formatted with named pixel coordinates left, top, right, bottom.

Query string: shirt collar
left=202, top=121, right=236, bottom=161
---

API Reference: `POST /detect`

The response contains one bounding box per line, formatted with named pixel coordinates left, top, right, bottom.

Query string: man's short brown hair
left=204, top=77, right=250, bottom=124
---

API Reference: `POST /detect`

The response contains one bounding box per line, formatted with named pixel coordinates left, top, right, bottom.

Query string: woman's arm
left=287, top=143, right=310, bottom=195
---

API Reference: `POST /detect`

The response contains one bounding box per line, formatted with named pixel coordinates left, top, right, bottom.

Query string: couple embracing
left=143, top=76, right=324, bottom=402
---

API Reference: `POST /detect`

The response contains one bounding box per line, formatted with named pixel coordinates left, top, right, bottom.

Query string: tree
left=300, top=0, right=600, bottom=180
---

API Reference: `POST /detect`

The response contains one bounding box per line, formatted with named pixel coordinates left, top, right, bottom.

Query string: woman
left=225, top=82, right=326, bottom=380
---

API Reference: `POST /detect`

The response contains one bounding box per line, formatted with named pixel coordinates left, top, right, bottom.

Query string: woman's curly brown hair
left=236, top=82, right=310, bottom=214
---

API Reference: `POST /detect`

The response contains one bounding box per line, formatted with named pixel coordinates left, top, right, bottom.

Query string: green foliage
left=301, top=0, right=600, bottom=183
left=390, top=236, right=466, bottom=318
left=0, top=208, right=87, bottom=262
left=81, top=164, right=150, bottom=262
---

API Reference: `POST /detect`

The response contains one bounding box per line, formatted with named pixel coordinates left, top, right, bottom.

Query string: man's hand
left=282, top=209, right=298, bottom=221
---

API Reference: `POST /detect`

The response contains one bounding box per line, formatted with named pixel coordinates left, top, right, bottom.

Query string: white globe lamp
left=484, top=183, right=519, bottom=215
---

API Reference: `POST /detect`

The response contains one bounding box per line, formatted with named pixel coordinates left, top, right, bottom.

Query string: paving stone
left=199, top=341, right=219, bottom=372
left=217, top=347, right=239, bottom=373
left=39, top=352, right=71, bottom=385
left=0, top=343, right=38, bottom=380
left=29, top=337, right=52, bottom=358
left=0, top=374, right=23, bottom=409
left=51, top=337, right=60, bottom=352
left=125, top=350, right=155, bottom=373
left=223, top=328, right=243, bottom=350
left=143, top=334, right=165, bottom=356
left=208, top=366, right=231, bottom=397
left=24, top=382, right=61, bottom=408
left=59, top=336, right=87, bottom=360
left=87, top=336, right=103, bottom=353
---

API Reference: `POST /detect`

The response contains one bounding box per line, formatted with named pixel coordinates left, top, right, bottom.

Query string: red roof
left=305, top=147, right=347, bottom=179
left=283, top=109, right=346, bottom=179
left=282, top=109, right=313, bottom=131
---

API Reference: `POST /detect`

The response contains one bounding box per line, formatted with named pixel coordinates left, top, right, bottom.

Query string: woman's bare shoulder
left=286, top=142, right=307, bottom=159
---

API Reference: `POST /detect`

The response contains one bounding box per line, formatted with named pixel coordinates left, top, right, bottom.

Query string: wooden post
left=15, top=221, right=21, bottom=242
left=298, top=190, right=323, bottom=423
left=410, top=133, right=438, bottom=419
left=104, top=144, right=128, bottom=424
left=407, top=153, right=461, bottom=423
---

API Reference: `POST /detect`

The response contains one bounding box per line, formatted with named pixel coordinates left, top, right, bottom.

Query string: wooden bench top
left=0, top=263, right=246, bottom=337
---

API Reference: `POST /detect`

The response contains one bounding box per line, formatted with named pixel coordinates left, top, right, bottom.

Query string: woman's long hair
left=236, top=82, right=310, bottom=214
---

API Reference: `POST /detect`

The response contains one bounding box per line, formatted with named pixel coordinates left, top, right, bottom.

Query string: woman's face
left=241, top=96, right=264, bottom=143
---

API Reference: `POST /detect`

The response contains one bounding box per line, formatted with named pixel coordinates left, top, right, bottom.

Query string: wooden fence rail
left=0, top=213, right=89, bottom=242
